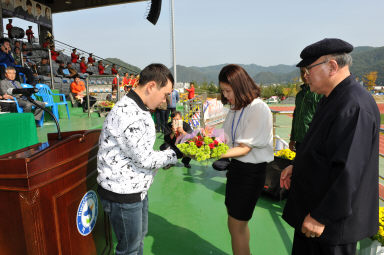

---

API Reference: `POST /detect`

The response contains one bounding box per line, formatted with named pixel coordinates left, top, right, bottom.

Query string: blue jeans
left=100, top=196, right=148, bottom=255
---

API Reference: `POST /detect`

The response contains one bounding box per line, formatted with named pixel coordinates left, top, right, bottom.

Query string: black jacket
left=283, top=75, right=380, bottom=244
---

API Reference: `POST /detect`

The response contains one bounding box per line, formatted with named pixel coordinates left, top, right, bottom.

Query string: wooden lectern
left=0, top=130, right=113, bottom=255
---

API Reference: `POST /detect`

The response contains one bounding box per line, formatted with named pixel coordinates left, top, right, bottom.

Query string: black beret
left=296, top=38, right=353, bottom=67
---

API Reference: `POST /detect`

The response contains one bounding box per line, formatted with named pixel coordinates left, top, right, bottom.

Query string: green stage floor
left=35, top=104, right=378, bottom=254
left=144, top=133, right=294, bottom=255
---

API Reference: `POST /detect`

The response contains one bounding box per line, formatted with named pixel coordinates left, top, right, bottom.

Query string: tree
left=363, top=71, right=378, bottom=91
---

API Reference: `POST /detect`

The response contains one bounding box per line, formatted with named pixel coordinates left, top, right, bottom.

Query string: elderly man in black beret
left=280, top=38, right=380, bottom=255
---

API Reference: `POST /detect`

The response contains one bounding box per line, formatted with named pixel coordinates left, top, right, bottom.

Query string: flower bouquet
left=176, top=127, right=229, bottom=162
left=98, top=101, right=115, bottom=108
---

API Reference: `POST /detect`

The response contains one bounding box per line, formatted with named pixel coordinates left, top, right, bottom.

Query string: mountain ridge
left=171, top=46, right=384, bottom=85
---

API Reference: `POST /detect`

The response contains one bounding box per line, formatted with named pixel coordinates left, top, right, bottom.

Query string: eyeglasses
left=304, top=60, right=328, bottom=75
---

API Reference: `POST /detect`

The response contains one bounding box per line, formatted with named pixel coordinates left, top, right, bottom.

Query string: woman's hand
left=220, top=143, right=251, bottom=158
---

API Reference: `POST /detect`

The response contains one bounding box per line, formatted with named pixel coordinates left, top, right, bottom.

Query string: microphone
left=7, top=87, right=38, bottom=96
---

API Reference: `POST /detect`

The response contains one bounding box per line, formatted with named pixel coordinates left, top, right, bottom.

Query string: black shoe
left=184, top=163, right=191, bottom=168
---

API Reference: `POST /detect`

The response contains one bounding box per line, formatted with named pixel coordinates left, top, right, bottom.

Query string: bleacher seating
left=0, top=36, right=139, bottom=111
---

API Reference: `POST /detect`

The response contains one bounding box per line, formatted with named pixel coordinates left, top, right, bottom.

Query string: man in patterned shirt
left=97, top=63, right=183, bottom=255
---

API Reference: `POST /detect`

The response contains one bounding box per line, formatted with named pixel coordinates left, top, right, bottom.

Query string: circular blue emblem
left=76, top=190, right=98, bottom=236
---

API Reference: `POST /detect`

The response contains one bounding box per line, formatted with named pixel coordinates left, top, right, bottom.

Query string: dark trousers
left=82, top=96, right=97, bottom=110
left=18, top=99, right=45, bottom=121
left=0, top=101, right=17, bottom=112
left=292, top=230, right=357, bottom=255
left=166, top=107, right=176, bottom=120
left=155, top=109, right=167, bottom=133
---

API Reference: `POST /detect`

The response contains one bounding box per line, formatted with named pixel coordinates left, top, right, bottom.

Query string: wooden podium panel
left=0, top=130, right=113, bottom=255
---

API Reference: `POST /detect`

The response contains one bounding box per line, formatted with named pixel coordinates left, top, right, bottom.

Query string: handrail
left=84, top=74, right=122, bottom=117
left=270, top=109, right=294, bottom=152
left=53, top=39, right=139, bottom=74
left=381, top=128, right=384, bottom=158
left=379, top=128, right=383, bottom=185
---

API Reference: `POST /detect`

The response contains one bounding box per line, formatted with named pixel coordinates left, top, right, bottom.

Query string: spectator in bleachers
left=26, top=26, right=34, bottom=44
left=13, top=47, right=22, bottom=65
left=50, top=45, right=60, bottom=63
left=127, top=73, right=133, bottom=85
left=80, top=57, right=93, bottom=75
left=43, top=31, right=54, bottom=49
left=71, top=48, right=79, bottom=63
left=22, top=43, right=32, bottom=57
left=111, top=64, right=118, bottom=75
left=120, top=72, right=132, bottom=92
left=87, top=53, right=95, bottom=66
left=112, top=73, right=120, bottom=91
left=22, top=56, right=37, bottom=75
left=70, top=75, right=96, bottom=112
left=0, top=38, right=36, bottom=85
left=36, top=57, right=51, bottom=76
left=6, top=19, right=13, bottom=39
left=129, top=74, right=137, bottom=87
left=42, top=39, right=50, bottom=49
left=122, top=72, right=130, bottom=86
left=66, top=63, right=78, bottom=78
left=57, top=61, right=68, bottom=77
left=98, top=60, right=108, bottom=75
left=0, top=66, right=45, bottom=126
left=13, top=40, right=21, bottom=50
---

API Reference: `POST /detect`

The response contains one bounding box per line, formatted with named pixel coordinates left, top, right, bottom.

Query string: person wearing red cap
left=6, top=19, right=13, bottom=39
left=88, top=53, right=95, bottom=66
left=71, top=48, right=79, bottom=63
left=26, top=26, right=34, bottom=44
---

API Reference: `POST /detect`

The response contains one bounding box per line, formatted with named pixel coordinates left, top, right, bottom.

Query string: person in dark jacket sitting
left=0, top=38, right=36, bottom=85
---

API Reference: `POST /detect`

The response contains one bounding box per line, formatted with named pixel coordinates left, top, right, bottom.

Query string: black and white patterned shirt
left=97, top=90, right=178, bottom=200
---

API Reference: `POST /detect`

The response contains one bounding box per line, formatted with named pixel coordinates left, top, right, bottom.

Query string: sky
left=5, top=0, right=384, bottom=70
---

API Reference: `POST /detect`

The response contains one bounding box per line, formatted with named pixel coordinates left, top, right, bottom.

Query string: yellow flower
left=274, top=149, right=296, bottom=160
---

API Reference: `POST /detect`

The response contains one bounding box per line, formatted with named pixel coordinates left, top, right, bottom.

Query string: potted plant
left=359, top=207, right=384, bottom=255
left=263, top=149, right=296, bottom=200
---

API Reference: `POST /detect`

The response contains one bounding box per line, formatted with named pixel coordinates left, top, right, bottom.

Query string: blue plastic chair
left=33, top=83, right=70, bottom=120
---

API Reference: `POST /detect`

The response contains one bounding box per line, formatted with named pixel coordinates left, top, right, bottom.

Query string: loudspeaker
left=146, top=0, right=162, bottom=25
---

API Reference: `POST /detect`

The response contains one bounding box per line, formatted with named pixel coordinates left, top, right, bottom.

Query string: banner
left=2, top=0, right=52, bottom=28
